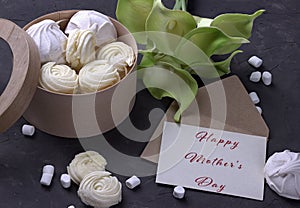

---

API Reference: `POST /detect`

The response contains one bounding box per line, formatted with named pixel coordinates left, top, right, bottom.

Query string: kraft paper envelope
left=141, top=75, right=269, bottom=163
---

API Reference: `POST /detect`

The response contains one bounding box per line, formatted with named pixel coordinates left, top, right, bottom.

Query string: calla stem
left=173, top=0, right=188, bottom=11
left=182, top=0, right=187, bottom=11
left=173, top=0, right=182, bottom=10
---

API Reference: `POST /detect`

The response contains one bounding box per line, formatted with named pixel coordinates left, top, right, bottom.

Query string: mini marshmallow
left=256, top=106, right=263, bottom=115
left=248, top=56, right=263, bottom=68
left=173, top=186, right=185, bottom=199
left=125, top=175, right=141, bottom=189
left=249, top=71, right=261, bottom=82
left=249, top=92, right=260, bottom=104
left=22, top=124, right=35, bottom=136
left=40, top=165, right=55, bottom=186
left=262, top=71, right=272, bottom=86
left=60, top=174, right=71, bottom=189
left=68, top=206, right=75, bottom=208
left=40, top=173, right=53, bottom=186
left=43, top=165, right=55, bottom=175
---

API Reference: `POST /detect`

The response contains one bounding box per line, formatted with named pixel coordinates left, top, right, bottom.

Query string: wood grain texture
left=0, top=19, right=40, bottom=133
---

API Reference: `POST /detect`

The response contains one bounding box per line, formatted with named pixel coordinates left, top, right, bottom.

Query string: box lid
left=0, top=19, right=40, bottom=133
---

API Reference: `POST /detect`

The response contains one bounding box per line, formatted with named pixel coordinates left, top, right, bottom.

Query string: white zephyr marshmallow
left=256, top=106, right=263, bottom=115
left=173, top=186, right=185, bottom=199
left=249, top=92, right=260, bottom=104
left=248, top=56, right=263, bottom=68
left=22, top=124, right=35, bottom=136
left=262, top=71, right=272, bottom=86
left=40, top=165, right=55, bottom=186
left=26, top=19, right=67, bottom=64
left=60, top=174, right=71, bottom=189
left=250, top=71, right=262, bottom=82
left=65, top=10, right=117, bottom=47
left=125, top=175, right=141, bottom=189
left=264, top=150, right=300, bottom=200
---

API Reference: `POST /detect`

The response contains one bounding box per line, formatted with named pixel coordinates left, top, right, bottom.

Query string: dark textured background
left=0, top=0, right=300, bottom=207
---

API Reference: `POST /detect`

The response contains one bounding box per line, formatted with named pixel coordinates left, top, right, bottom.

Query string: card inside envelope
left=141, top=75, right=269, bottom=163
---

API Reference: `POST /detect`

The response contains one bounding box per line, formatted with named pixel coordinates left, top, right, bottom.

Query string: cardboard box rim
left=22, top=10, right=138, bottom=138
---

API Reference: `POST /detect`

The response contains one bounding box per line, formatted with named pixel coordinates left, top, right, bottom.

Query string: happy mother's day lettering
left=183, top=130, right=243, bottom=193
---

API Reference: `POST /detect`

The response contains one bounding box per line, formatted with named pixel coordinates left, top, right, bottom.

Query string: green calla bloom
left=142, top=63, right=198, bottom=122
left=116, top=0, right=154, bottom=33
left=211, top=9, right=265, bottom=39
left=188, top=50, right=242, bottom=78
left=178, top=27, right=249, bottom=57
left=145, top=0, right=196, bottom=37
left=213, top=50, right=243, bottom=76
left=193, top=15, right=213, bottom=27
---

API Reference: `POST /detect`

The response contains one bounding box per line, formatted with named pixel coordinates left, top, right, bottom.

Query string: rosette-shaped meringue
left=264, top=150, right=300, bottom=200
left=26, top=19, right=67, bottom=64
left=66, top=29, right=96, bottom=72
left=78, top=171, right=122, bottom=208
left=78, top=60, right=121, bottom=93
left=96, top=41, right=135, bottom=67
left=96, top=41, right=135, bottom=78
left=39, top=62, right=78, bottom=94
left=67, top=151, right=107, bottom=185
left=65, top=10, right=117, bottom=47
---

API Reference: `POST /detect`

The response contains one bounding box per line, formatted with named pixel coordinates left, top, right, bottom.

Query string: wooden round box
left=0, top=10, right=137, bottom=138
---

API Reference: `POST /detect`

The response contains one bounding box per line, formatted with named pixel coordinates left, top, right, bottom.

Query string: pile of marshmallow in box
left=26, top=10, right=135, bottom=94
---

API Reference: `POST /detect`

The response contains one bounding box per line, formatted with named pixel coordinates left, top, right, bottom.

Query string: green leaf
left=211, top=9, right=265, bottom=39
left=189, top=50, right=242, bottom=78
left=193, top=15, right=213, bottom=27
left=116, top=0, right=154, bottom=33
left=157, top=55, right=185, bottom=70
left=138, top=51, right=156, bottom=69
left=178, top=27, right=249, bottom=57
left=213, top=50, right=243, bottom=76
left=142, top=63, right=198, bottom=122
left=145, top=0, right=196, bottom=37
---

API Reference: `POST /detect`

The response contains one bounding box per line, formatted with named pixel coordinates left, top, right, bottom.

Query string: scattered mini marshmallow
left=249, top=92, right=260, bottom=104
left=173, top=186, right=185, bottom=199
left=22, top=124, right=35, bottom=136
left=262, top=71, right=272, bottom=86
left=250, top=71, right=261, bottom=82
left=248, top=56, right=263, bottom=68
left=61, top=174, right=71, bottom=189
left=125, top=175, right=141, bottom=189
left=43, top=165, right=55, bottom=175
left=40, top=165, right=55, bottom=186
left=68, top=205, right=75, bottom=208
left=40, top=173, right=54, bottom=186
left=256, top=106, right=263, bottom=115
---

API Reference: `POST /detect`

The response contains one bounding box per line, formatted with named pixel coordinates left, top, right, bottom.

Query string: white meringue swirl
left=39, top=62, right=78, bottom=94
left=67, top=151, right=107, bottom=185
left=78, top=60, right=121, bottom=93
left=78, top=171, right=122, bottom=208
left=264, top=150, right=300, bottom=200
left=66, top=29, right=96, bottom=71
left=65, top=10, right=117, bottom=47
left=96, top=41, right=135, bottom=68
left=26, top=19, right=67, bottom=64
